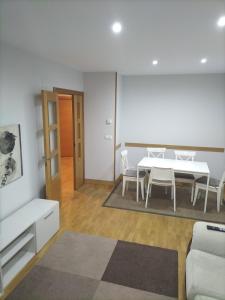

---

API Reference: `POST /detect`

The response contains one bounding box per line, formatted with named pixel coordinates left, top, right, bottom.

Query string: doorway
left=54, top=87, right=85, bottom=198
left=58, top=94, right=74, bottom=199
left=41, top=89, right=84, bottom=202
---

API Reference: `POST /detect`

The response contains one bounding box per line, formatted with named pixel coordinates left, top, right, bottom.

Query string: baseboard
left=84, top=176, right=122, bottom=187
left=85, top=179, right=114, bottom=186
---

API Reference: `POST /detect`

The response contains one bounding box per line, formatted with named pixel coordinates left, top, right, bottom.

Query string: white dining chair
left=147, top=147, right=166, bottom=158
left=121, top=150, right=146, bottom=199
left=174, top=150, right=196, bottom=202
left=174, top=150, right=196, bottom=161
left=147, top=148, right=167, bottom=193
left=145, top=167, right=176, bottom=212
left=193, top=171, right=225, bottom=212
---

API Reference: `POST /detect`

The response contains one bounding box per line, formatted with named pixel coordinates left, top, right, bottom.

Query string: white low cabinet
left=0, top=198, right=60, bottom=295
left=35, top=200, right=59, bottom=252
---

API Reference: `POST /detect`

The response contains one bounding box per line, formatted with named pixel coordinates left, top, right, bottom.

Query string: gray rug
left=7, top=232, right=178, bottom=300
left=103, top=182, right=225, bottom=223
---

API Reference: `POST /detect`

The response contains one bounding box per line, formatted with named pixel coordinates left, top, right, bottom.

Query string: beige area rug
left=6, top=232, right=178, bottom=300
left=103, top=182, right=225, bottom=223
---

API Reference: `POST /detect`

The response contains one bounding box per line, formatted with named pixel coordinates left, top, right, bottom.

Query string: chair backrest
left=150, top=167, right=175, bottom=183
left=174, top=150, right=196, bottom=161
left=121, top=150, right=129, bottom=175
left=219, top=170, right=225, bottom=189
left=147, top=148, right=166, bottom=158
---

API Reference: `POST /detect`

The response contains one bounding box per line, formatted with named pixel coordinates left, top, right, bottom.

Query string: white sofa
left=186, top=221, right=225, bottom=300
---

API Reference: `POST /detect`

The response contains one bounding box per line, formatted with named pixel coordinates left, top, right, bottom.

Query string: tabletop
left=137, top=157, right=209, bottom=175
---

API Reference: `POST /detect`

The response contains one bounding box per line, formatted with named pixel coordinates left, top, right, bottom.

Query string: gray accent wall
left=120, top=74, right=225, bottom=177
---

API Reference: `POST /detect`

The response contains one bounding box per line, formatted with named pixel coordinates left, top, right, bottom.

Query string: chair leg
left=149, top=184, right=152, bottom=197
left=145, top=181, right=148, bottom=193
left=126, top=181, right=129, bottom=192
left=203, top=190, right=208, bottom=213
left=141, top=180, right=144, bottom=200
left=191, top=183, right=194, bottom=203
left=165, top=186, right=168, bottom=195
left=171, top=186, right=173, bottom=199
left=217, top=190, right=221, bottom=212
left=122, top=177, right=126, bottom=197
left=145, top=179, right=151, bottom=208
left=221, top=186, right=224, bottom=205
left=144, top=175, right=148, bottom=192
left=193, top=186, right=199, bottom=206
left=173, top=184, right=176, bottom=212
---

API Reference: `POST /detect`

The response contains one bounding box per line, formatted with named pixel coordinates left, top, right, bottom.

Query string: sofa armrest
left=191, top=221, right=225, bottom=258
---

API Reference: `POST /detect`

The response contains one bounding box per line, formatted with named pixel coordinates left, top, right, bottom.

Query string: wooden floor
left=2, top=157, right=195, bottom=300
left=61, top=156, right=74, bottom=199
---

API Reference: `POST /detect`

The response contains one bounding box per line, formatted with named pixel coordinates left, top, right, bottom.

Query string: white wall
left=115, top=74, right=123, bottom=179
left=0, top=43, right=83, bottom=220
left=84, top=72, right=116, bottom=181
left=1, top=44, right=224, bottom=220
left=121, top=74, right=225, bottom=178
left=116, top=74, right=123, bottom=145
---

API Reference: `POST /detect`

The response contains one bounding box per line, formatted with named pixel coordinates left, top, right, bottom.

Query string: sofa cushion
left=196, top=176, right=220, bottom=187
left=175, top=173, right=195, bottom=180
left=186, top=249, right=225, bottom=300
left=124, top=170, right=146, bottom=178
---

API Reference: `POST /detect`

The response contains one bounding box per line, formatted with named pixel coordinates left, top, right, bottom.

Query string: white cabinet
left=0, top=225, right=35, bottom=291
left=36, top=203, right=59, bottom=252
left=0, top=199, right=59, bottom=295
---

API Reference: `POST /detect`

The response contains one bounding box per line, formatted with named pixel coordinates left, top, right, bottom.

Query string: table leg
left=204, top=174, right=210, bottom=213
left=137, top=167, right=139, bottom=202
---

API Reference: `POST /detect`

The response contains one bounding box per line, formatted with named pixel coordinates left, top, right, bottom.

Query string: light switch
left=104, top=135, right=113, bottom=140
left=106, top=119, right=112, bottom=125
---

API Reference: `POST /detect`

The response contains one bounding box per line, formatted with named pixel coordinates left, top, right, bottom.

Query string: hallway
left=61, top=157, right=74, bottom=200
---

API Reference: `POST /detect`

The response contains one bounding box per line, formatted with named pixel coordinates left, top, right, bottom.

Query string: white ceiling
left=0, top=0, right=225, bottom=75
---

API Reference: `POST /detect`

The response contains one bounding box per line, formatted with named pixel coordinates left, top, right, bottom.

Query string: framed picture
left=0, top=124, right=23, bottom=188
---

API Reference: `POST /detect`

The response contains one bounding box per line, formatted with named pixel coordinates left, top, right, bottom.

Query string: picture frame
left=0, top=124, right=23, bottom=188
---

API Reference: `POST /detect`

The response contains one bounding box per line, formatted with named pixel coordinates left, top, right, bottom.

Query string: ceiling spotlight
left=201, top=58, right=207, bottom=64
left=217, top=16, right=225, bottom=27
left=112, top=22, right=122, bottom=34
left=152, top=60, right=158, bottom=65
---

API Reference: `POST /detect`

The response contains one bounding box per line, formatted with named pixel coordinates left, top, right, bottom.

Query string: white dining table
left=136, top=157, right=210, bottom=213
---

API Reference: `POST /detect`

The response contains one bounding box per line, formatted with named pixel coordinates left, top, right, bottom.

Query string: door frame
left=53, top=87, right=85, bottom=190
left=42, top=90, right=62, bottom=201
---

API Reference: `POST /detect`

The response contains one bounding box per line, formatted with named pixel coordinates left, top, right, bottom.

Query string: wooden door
left=73, top=94, right=84, bottom=189
left=42, top=90, right=61, bottom=200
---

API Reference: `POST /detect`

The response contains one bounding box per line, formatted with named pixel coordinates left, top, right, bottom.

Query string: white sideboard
left=0, top=199, right=59, bottom=295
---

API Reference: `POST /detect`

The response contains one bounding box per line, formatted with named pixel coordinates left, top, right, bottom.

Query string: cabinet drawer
left=35, top=205, right=59, bottom=252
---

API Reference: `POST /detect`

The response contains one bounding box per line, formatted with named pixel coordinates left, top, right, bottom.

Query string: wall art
left=0, top=124, right=23, bottom=188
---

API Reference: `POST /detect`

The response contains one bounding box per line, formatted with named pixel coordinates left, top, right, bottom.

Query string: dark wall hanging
left=0, top=124, right=23, bottom=188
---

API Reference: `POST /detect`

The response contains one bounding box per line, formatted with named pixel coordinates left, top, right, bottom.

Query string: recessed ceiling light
left=217, top=16, right=225, bottom=27
left=112, top=22, right=122, bottom=34
left=201, top=58, right=207, bottom=64
left=152, top=60, right=158, bottom=65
